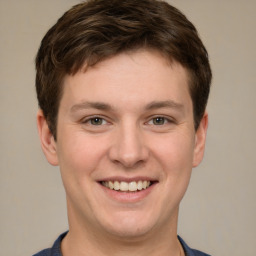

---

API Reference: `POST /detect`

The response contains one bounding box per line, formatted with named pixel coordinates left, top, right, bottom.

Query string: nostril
left=108, top=133, right=149, bottom=167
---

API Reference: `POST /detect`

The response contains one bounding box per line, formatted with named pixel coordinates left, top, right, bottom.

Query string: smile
left=101, top=180, right=151, bottom=192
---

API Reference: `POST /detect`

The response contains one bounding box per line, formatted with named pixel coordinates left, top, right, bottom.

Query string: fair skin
left=37, top=50, right=208, bottom=256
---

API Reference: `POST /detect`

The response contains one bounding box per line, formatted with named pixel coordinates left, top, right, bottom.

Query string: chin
left=106, top=224, right=154, bottom=240
left=97, top=210, right=160, bottom=239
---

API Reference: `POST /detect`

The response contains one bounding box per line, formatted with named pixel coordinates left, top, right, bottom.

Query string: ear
left=192, top=112, right=208, bottom=167
left=37, top=110, right=59, bottom=166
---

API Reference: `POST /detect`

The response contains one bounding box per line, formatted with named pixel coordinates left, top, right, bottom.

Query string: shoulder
left=33, top=248, right=51, bottom=256
left=178, top=236, right=211, bottom=256
left=32, top=232, right=67, bottom=256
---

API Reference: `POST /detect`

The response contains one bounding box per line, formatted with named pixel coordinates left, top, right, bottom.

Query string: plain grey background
left=0, top=0, right=255, bottom=255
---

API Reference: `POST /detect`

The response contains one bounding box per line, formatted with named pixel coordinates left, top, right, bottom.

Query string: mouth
left=100, top=180, right=155, bottom=192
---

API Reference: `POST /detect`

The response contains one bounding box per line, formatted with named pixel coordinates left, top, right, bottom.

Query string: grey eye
left=152, top=117, right=166, bottom=125
left=90, top=117, right=104, bottom=125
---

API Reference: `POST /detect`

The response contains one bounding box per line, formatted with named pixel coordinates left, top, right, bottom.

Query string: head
left=35, top=0, right=212, bottom=140
left=36, top=0, right=212, bottom=244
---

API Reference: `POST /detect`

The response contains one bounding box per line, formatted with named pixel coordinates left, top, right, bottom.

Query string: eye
left=148, top=116, right=169, bottom=125
left=84, top=117, right=107, bottom=126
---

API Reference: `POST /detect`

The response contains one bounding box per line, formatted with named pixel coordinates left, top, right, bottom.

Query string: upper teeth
left=102, top=181, right=151, bottom=192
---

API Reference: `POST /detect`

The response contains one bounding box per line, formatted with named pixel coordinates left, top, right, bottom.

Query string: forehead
left=60, top=50, right=192, bottom=112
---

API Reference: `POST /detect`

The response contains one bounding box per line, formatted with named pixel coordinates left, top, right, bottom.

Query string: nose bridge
left=109, top=119, right=148, bottom=167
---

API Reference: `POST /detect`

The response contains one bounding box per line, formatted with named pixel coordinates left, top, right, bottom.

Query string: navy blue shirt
left=33, top=232, right=211, bottom=256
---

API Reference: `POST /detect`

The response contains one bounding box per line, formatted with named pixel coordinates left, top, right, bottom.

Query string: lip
left=99, top=176, right=155, bottom=183
left=97, top=176, right=158, bottom=203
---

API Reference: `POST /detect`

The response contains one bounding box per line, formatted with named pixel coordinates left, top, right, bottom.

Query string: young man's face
left=38, top=50, right=207, bottom=239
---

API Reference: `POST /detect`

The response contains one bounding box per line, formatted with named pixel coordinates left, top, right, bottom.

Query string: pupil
left=154, top=117, right=164, bottom=125
left=92, top=118, right=102, bottom=125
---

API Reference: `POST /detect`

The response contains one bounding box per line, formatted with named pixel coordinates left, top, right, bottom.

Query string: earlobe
left=37, top=110, right=59, bottom=166
left=192, top=112, right=208, bottom=167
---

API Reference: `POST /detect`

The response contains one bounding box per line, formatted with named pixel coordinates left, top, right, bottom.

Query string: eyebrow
left=145, top=100, right=184, bottom=111
left=70, top=101, right=113, bottom=113
left=70, top=100, right=184, bottom=113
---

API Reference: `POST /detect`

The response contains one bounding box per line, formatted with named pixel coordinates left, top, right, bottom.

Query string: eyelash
left=147, top=116, right=174, bottom=126
left=82, top=116, right=108, bottom=126
left=82, top=115, right=174, bottom=126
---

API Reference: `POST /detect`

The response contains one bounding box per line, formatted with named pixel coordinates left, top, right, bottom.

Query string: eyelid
left=146, top=115, right=175, bottom=125
left=81, top=115, right=109, bottom=125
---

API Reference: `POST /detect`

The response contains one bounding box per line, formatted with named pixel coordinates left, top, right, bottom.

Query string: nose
left=108, top=123, right=149, bottom=168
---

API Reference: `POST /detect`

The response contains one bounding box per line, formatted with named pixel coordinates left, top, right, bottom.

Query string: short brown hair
left=35, top=0, right=212, bottom=139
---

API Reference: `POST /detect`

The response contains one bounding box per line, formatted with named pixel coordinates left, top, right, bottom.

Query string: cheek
left=56, top=134, right=110, bottom=208
left=57, top=132, right=108, bottom=180
left=147, top=133, right=195, bottom=222
left=150, top=132, right=195, bottom=174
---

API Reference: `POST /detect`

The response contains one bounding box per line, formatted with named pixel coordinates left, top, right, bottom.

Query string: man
left=34, top=0, right=212, bottom=255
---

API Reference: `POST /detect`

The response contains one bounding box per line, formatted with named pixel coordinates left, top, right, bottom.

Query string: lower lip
left=99, top=183, right=157, bottom=203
